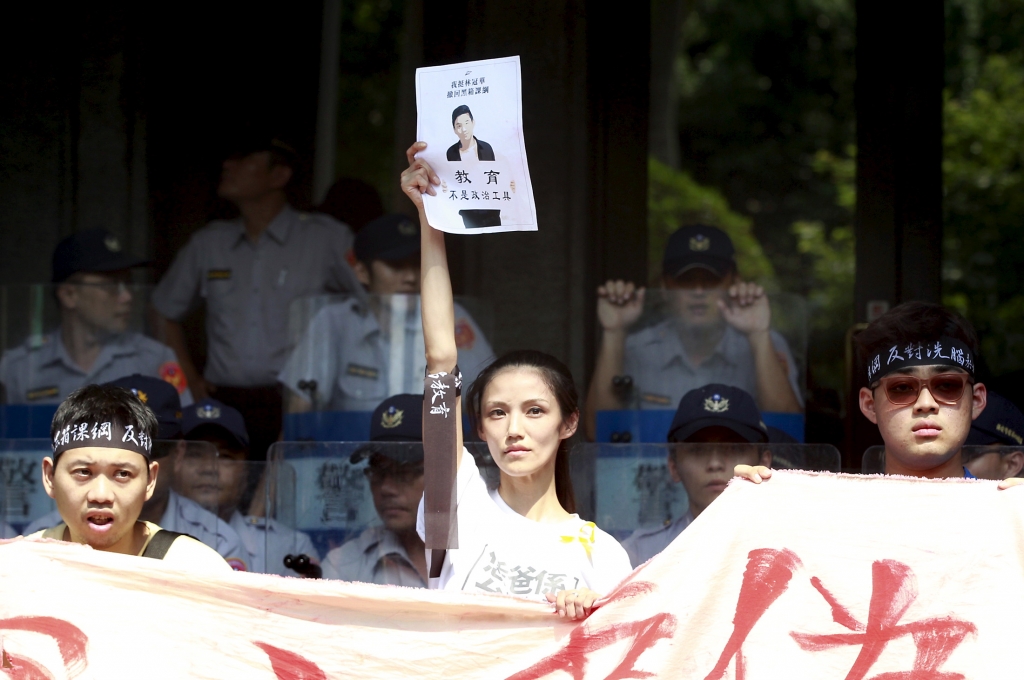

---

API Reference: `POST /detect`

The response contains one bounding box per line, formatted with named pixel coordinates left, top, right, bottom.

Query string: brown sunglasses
left=872, top=373, right=973, bottom=406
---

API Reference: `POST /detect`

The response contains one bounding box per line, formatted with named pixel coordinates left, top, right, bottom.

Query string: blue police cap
left=52, top=229, right=148, bottom=283
left=183, top=398, right=250, bottom=451
left=102, top=374, right=182, bottom=440
left=966, top=391, right=1024, bottom=446
left=350, top=394, right=424, bottom=465
left=667, top=384, right=768, bottom=444
left=662, top=225, right=736, bottom=280
left=353, top=214, right=420, bottom=264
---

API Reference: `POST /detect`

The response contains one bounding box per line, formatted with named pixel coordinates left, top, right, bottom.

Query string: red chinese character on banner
left=705, top=548, right=803, bottom=680
left=0, top=616, right=89, bottom=677
left=505, top=582, right=676, bottom=680
left=792, top=559, right=976, bottom=680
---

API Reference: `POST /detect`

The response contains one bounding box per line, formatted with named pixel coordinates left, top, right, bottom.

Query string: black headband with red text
left=867, top=336, right=976, bottom=384
left=52, top=421, right=153, bottom=461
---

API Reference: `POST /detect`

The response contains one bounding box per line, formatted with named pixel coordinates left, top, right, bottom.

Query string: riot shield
left=862, top=445, right=1024, bottom=479
left=594, top=289, right=808, bottom=443
left=280, top=294, right=494, bottom=441
left=0, top=283, right=188, bottom=437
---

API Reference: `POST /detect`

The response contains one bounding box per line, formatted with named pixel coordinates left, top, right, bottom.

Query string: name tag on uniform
left=26, top=386, right=59, bottom=401
left=641, top=393, right=673, bottom=406
left=207, top=269, right=232, bottom=280
left=346, top=363, right=380, bottom=380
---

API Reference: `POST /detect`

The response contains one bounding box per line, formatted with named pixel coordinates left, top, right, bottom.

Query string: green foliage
left=648, top=158, right=776, bottom=287
left=789, top=148, right=855, bottom=393
left=943, top=52, right=1024, bottom=374
left=673, top=0, right=856, bottom=293
left=332, top=0, right=406, bottom=206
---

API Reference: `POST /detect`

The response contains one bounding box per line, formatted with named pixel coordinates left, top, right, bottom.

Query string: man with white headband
left=28, top=383, right=231, bottom=571
left=739, top=301, right=1023, bottom=488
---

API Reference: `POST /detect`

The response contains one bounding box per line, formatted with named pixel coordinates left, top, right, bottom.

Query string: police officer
left=963, top=391, right=1024, bottom=480
left=279, top=214, right=493, bottom=413
left=320, top=394, right=427, bottom=586
left=584, top=225, right=801, bottom=440
left=178, top=397, right=319, bottom=575
left=621, top=384, right=771, bottom=568
left=22, top=374, right=246, bottom=568
left=0, top=229, right=192, bottom=406
left=151, top=133, right=362, bottom=460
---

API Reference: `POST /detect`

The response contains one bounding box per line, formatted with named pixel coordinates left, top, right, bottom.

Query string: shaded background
left=3, top=0, right=1022, bottom=465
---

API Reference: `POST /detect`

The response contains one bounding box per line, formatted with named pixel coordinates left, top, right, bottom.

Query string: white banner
left=415, top=56, right=537, bottom=234
left=2, top=471, right=1022, bottom=678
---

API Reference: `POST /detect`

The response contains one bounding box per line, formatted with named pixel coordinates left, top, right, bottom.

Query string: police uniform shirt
left=320, top=525, right=426, bottom=587
left=227, top=510, right=320, bottom=576
left=623, top=321, right=803, bottom=410
left=278, top=297, right=493, bottom=411
left=0, top=330, right=194, bottom=406
left=621, top=510, right=695, bottom=568
left=1, top=521, right=15, bottom=539
left=151, top=206, right=361, bottom=387
left=153, top=490, right=246, bottom=568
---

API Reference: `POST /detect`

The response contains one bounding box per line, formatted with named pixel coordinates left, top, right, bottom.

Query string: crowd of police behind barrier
left=2, top=135, right=1024, bottom=591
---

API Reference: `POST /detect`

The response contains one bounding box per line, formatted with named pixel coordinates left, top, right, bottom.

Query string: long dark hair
left=466, top=350, right=578, bottom=513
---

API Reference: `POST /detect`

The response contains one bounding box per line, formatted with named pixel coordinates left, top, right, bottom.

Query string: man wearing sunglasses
left=0, top=230, right=192, bottom=407
left=739, top=302, right=1024, bottom=488
left=321, top=394, right=428, bottom=586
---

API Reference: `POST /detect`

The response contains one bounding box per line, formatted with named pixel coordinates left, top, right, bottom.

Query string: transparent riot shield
left=268, top=441, right=420, bottom=583
left=862, top=445, right=1024, bottom=479
left=584, top=443, right=841, bottom=543
left=594, top=289, right=808, bottom=443
left=266, top=440, right=839, bottom=581
left=862, top=445, right=885, bottom=474
left=0, top=283, right=188, bottom=437
left=0, top=439, right=54, bottom=537
left=0, top=440, right=240, bottom=556
left=280, top=294, right=495, bottom=440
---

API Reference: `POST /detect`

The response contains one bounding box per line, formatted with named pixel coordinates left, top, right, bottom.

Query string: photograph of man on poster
left=446, top=105, right=495, bottom=161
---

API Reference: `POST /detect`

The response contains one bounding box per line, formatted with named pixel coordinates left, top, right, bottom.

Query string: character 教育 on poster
left=415, top=56, right=538, bottom=234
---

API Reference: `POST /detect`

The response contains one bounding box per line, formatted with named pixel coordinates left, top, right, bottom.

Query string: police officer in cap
left=177, top=397, right=319, bottom=575
left=279, top=214, right=492, bottom=413
left=0, top=229, right=192, bottom=406
left=963, top=391, right=1024, bottom=480
left=151, top=132, right=362, bottom=460
left=321, top=393, right=428, bottom=586
left=585, top=225, right=801, bottom=440
left=22, top=374, right=244, bottom=567
left=621, top=384, right=772, bottom=567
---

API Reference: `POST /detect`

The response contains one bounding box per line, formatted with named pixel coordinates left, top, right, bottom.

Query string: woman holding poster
left=402, top=143, right=632, bottom=620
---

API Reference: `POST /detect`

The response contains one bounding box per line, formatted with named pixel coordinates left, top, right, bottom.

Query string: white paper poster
left=415, top=56, right=537, bottom=234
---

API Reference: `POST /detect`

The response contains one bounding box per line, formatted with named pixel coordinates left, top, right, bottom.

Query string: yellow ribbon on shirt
left=560, top=521, right=597, bottom=564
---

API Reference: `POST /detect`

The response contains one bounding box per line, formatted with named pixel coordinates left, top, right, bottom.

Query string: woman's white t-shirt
left=416, top=449, right=633, bottom=601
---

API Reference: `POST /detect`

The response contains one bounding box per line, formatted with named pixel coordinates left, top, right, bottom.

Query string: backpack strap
left=141, top=530, right=193, bottom=560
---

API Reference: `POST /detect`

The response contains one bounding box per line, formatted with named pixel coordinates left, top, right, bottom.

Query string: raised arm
left=584, top=280, right=645, bottom=440
left=401, top=142, right=464, bottom=465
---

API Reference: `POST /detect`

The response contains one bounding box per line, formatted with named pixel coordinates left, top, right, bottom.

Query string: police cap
left=103, top=374, right=182, bottom=440
left=353, top=214, right=420, bottom=264
left=52, top=229, right=148, bottom=283
left=183, top=398, right=250, bottom=452
left=350, top=393, right=424, bottom=465
left=662, top=225, right=736, bottom=279
left=667, top=384, right=768, bottom=444
left=966, top=391, right=1024, bottom=446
